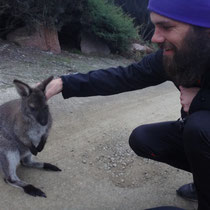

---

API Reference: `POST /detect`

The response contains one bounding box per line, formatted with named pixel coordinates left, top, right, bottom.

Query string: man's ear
left=206, top=28, right=210, bottom=37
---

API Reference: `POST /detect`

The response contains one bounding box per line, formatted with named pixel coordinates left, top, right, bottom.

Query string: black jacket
left=60, top=50, right=210, bottom=117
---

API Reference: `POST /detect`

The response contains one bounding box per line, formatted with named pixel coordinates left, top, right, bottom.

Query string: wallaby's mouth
left=38, top=119, right=48, bottom=126
left=37, top=113, right=48, bottom=126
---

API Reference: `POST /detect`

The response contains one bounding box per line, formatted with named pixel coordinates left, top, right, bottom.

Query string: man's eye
left=163, top=26, right=173, bottom=30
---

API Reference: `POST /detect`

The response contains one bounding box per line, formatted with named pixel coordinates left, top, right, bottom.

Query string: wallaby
left=0, top=76, right=61, bottom=198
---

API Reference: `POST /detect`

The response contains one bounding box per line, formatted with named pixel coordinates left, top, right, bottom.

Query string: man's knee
left=129, top=125, right=144, bottom=149
left=129, top=125, right=152, bottom=157
left=129, top=127, right=138, bottom=153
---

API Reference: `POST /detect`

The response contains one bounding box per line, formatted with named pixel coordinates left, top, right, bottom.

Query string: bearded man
left=45, top=0, right=210, bottom=209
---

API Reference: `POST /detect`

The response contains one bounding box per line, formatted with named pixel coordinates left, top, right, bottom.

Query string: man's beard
left=162, top=27, right=210, bottom=87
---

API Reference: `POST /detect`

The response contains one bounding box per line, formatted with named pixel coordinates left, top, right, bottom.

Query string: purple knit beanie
left=148, top=0, right=210, bottom=28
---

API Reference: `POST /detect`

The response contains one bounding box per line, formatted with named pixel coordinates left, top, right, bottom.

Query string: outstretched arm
left=46, top=50, right=167, bottom=100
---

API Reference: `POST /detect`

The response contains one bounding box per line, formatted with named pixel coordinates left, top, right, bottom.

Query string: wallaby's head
left=13, top=76, right=54, bottom=126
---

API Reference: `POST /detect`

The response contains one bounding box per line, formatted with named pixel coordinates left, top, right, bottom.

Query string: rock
left=112, top=163, right=117, bottom=167
left=7, top=25, right=61, bottom=54
left=80, top=32, right=110, bottom=56
left=130, top=43, right=153, bottom=54
left=0, top=44, right=9, bottom=52
left=82, top=160, right=87, bottom=164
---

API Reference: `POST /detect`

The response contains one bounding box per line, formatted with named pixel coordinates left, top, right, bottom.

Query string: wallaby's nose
left=37, top=112, right=48, bottom=126
left=39, top=118, right=48, bottom=126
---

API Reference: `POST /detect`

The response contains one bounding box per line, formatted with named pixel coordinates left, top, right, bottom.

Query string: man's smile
left=163, top=48, right=174, bottom=56
left=159, top=42, right=176, bottom=56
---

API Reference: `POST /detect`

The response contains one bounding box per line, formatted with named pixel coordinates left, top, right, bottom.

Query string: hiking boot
left=176, top=183, right=198, bottom=202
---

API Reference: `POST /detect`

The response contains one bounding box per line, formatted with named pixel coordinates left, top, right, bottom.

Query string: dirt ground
left=0, top=40, right=197, bottom=210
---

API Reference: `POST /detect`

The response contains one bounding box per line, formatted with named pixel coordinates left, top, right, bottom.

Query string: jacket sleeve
left=189, top=89, right=210, bottom=114
left=61, top=50, right=168, bottom=99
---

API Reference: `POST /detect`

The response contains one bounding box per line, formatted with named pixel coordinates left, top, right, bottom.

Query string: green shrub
left=81, top=0, right=139, bottom=53
left=114, top=0, right=153, bottom=41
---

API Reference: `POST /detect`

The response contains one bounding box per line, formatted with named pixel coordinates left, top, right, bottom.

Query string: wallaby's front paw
left=23, top=184, right=46, bottom=198
left=43, top=163, right=62, bottom=171
left=30, top=145, right=38, bottom=156
left=36, top=136, right=47, bottom=152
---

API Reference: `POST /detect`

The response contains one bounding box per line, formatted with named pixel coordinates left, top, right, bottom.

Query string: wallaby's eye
left=30, top=107, right=36, bottom=112
left=29, top=103, right=36, bottom=111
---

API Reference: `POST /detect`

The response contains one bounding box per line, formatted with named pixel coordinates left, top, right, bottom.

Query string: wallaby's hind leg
left=21, top=154, right=61, bottom=171
left=1, top=151, right=46, bottom=197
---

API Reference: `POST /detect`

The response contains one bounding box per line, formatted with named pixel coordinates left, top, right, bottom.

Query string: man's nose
left=151, top=28, right=165, bottom=43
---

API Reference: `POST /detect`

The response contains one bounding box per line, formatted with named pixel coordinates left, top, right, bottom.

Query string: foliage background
left=114, top=0, right=154, bottom=41
left=0, top=0, right=152, bottom=53
left=81, top=0, right=139, bottom=52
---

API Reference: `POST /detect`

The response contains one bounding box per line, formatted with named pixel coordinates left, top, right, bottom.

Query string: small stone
left=82, top=160, right=87, bottom=164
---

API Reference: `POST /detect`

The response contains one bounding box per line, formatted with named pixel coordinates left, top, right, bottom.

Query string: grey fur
left=0, top=76, right=61, bottom=197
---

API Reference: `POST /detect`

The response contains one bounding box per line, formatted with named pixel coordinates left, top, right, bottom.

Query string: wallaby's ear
left=13, top=79, right=32, bottom=97
left=37, top=76, right=54, bottom=92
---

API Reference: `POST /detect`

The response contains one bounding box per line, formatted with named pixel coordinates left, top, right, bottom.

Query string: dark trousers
left=129, top=111, right=210, bottom=210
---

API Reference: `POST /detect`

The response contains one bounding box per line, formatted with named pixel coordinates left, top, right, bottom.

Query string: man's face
left=150, top=12, right=191, bottom=57
left=150, top=12, right=210, bottom=86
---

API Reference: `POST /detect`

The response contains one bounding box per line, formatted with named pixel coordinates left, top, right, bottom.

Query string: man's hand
left=179, top=86, right=200, bottom=113
left=45, top=78, right=63, bottom=100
